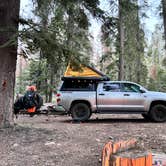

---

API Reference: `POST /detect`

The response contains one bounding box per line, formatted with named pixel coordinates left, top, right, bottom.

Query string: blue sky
left=20, top=0, right=33, bottom=19
left=141, top=0, right=162, bottom=34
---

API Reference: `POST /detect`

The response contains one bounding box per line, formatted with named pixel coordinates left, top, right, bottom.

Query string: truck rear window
left=60, top=80, right=97, bottom=91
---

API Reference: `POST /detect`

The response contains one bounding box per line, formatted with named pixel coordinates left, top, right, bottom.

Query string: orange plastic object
left=27, top=107, right=36, bottom=113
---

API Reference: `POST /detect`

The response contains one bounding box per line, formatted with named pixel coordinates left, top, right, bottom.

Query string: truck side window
left=103, top=83, right=121, bottom=92
left=122, top=83, right=141, bottom=93
left=60, top=80, right=96, bottom=91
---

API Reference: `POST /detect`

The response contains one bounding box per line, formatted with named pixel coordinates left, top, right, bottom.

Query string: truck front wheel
left=71, top=103, right=91, bottom=121
left=150, top=104, right=166, bottom=122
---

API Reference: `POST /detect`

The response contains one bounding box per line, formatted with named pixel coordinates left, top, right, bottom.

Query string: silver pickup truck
left=57, top=80, right=166, bottom=122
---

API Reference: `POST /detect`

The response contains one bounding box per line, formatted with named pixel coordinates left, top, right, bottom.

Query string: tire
left=71, top=103, right=91, bottom=121
left=149, top=104, right=166, bottom=122
left=141, top=113, right=151, bottom=121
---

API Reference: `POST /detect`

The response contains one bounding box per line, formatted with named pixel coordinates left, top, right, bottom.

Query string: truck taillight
left=57, top=98, right=61, bottom=103
left=56, top=93, right=61, bottom=104
left=56, top=93, right=61, bottom=97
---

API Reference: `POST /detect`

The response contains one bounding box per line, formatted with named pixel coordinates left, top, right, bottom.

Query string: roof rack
left=61, top=76, right=110, bottom=81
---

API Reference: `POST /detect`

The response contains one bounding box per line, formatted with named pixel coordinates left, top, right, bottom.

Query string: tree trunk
left=36, top=51, right=43, bottom=91
left=110, top=154, right=152, bottom=166
left=45, top=78, right=49, bottom=103
left=118, top=0, right=125, bottom=81
left=48, top=69, right=54, bottom=102
left=0, top=0, right=20, bottom=127
left=19, top=55, right=23, bottom=93
left=102, top=139, right=152, bottom=166
left=162, top=0, right=166, bottom=48
left=136, top=2, right=141, bottom=83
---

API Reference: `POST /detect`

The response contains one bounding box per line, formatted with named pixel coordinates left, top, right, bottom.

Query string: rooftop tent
left=62, top=64, right=110, bottom=81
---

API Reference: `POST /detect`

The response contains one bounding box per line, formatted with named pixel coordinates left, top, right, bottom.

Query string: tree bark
left=136, top=1, right=141, bottom=83
left=118, top=0, right=125, bottom=81
left=48, top=71, right=54, bottom=102
left=36, top=51, right=43, bottom=91
left=162, top=0, right=166, bottom=48
left=45, top=78, right=49, bottom=103
left=19, top=55, right=23, bottom=93
left=0, top=0, right=20, bottom=127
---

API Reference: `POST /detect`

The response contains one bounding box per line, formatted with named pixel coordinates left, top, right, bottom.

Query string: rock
left=96, top=139, right=100, bottom=142
left=13, top=143, right=19, bottom=147
left=109, top=136, right=113, bottom=140
left=45, top=142, right=55, bottom=146
left=98, top=158, right=102, bottom=163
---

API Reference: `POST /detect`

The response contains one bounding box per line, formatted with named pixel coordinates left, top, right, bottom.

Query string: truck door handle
left=99, top=93, right=105, bottom=95
left=124, top=94, right=130, bottom=96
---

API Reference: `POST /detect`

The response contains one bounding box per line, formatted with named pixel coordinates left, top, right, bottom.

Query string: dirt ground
left=0, top=114, right=166, bottom=166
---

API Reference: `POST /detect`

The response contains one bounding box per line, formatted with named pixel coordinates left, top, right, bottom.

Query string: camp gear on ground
left=23, top=90, right=37, bottom=109
left=27, top=107, right=36, bottom=113
left=13, top=89, right=43, bottom=116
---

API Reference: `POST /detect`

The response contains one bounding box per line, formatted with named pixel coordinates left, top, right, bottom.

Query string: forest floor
left=0, top=114, right=166, bottom=166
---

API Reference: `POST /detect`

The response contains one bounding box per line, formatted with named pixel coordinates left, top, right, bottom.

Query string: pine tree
left=19, top=0, right=104, bottom=101
left=0, top=0, right=20, bottom=127
left=162, top=0, right=166, bottom=47
left=100, top=0, right=147, bottom=84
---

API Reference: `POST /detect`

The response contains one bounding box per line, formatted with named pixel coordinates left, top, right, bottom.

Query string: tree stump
left=102, top=139, right=152, bottom=166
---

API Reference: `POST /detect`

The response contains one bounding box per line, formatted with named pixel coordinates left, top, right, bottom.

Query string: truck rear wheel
left=150, top=104, right=166, bottom=122
left=71, top=103, right=91, bottom=121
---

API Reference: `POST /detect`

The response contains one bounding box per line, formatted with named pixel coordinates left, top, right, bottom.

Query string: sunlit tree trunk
left=118, top=0, right=125, bottom=81
left=162, top=0, right=166, bottom=48
left=135, top=0, right=141, bottom=83
left=0, top=0, right=20, bottom=127
left=48, top=66, right=54, bottom=102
